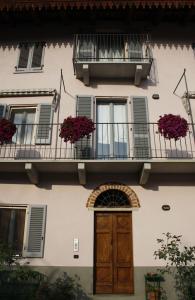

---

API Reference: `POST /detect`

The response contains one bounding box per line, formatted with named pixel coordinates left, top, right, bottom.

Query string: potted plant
left=157, top=114, right=189, bottom=141
left=0, top=118, right=16, bottom=145
left=145, top=273, right=165, bottom=300
left=59, top=116, right=95, bottom=143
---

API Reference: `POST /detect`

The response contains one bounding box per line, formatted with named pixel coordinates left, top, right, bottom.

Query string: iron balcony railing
left=0, top=123, right=194, bottom=160
left=73, top=33, right=152, bottom=65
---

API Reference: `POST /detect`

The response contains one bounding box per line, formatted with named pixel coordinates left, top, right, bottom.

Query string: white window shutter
left=23, top=205, right=47, bottom=258
left=132, top=97, right=151, bottom=159
left=35, top=104, right=54, bottom=144
left=0, top=104, right=6, bottom=118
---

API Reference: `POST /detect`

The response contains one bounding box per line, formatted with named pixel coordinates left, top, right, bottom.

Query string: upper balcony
left=73, top=34, right=153, bottom=86
left=0, top=122, right=195, bottom=185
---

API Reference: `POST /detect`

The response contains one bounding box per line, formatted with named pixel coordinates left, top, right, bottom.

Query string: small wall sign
left=162, top=205, right=170, bottom=211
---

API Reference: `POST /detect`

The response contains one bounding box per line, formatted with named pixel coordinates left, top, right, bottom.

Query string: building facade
left=0, top=1, right=195, bottom=299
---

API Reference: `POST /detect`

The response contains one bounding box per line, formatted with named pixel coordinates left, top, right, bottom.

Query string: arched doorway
left=87, top=183, right=140, bottom=295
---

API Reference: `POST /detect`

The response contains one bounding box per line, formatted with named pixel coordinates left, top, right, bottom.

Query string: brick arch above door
left=86, top=183, right=140, bottom=209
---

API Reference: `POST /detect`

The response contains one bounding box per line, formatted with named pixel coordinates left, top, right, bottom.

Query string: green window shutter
left=76, top=95, right=94, bottom=159
left=18, top=45, right=30, bottom=69
left=129, top=40, right=143, bottom=61
left=132, top=97, right=150, bottom=159
left=31, top=44, right=43, bottom=68
left=23, top=205, right=47, bottom=258
left=0, top=104, right=6, bottom=118
left=35, top=104, right=54, bottom=145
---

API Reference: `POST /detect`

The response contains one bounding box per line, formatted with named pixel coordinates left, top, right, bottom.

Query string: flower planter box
left=147, top=290, right=160, bottom=300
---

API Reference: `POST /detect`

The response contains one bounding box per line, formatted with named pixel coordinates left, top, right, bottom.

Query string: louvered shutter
left=35, top=104, right=54, bottom=144
left=0, top=104, right=6, bottom=118
left=18, top=45, right=30, bottom=69
left=132, top=97, right=150, bottom=159
left=76, top=96, right=94, bottom=159
left=129, top=40, right=143, bottom=61
left=31, top=44, right=43, bottom=68
left=23, top=205, right=47, bottom=258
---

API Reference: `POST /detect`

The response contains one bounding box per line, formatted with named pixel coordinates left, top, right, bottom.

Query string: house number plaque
left=162, top=205, right=170, bottom=211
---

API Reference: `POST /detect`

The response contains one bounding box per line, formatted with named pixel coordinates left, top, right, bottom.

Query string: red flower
left=0, top=118, right=16, bottom=145
left=157, top=114, right=188, bottom=141
left=59, top=116, right=95, bottom=143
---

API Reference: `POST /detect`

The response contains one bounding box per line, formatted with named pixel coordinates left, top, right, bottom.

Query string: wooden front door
left=95, top=212, right=134, bottom=294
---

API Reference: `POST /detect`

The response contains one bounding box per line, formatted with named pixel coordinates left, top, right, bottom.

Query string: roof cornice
left=0, top=0, right=195, bottom=11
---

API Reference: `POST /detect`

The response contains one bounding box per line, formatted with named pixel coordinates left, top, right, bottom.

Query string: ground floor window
left=0, top=205, right=46, bottom=258
left=0, top=207, right=26, bottom=255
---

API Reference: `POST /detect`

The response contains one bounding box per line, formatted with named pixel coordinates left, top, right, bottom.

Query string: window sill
left=14, top=69, right=44, bottom=74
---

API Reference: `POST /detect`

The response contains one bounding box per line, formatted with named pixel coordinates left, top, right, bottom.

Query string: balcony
left=73, top=34, right=153, bottom=85
left=0, top=122, right=195, bottom=184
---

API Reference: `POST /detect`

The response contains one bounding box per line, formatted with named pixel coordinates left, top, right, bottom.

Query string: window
left=0, top=207, right=26, bottom=254
left=11, top=107, right=36, bottom=144
left=76, top=95, right=150, bottom=159
left=94, top=189, right=130, bottom=207
left=8, top=104, right=54, bottom=145
left=16, top=43, right=44, bottom=72
left=77, top=35, right=143, bottom=62
left=0, top=205, right=46, bottom=257
left=96, top=100, right=128, bottom=158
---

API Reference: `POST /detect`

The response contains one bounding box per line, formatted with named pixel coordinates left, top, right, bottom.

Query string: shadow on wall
left=165, top=149, right=193, bottom=158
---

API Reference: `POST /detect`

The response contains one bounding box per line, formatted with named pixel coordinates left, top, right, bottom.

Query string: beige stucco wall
left=0, top=21, right=194, bottom=278
left=0, top=23, right=195, bottom=123
left=0, top=174, right=194, bottom=268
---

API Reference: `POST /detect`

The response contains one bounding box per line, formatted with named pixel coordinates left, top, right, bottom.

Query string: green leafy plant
left=145, top=272, right=165, bottom=282
left=0, top=242, right=45, bottom=300
left=154, top=233, right=195, bottom=300
left=145, top=273, right=167, bottom=300
left=36, top=273, right=92, bottom=300
left=0, top=243, right=91, bottom=300
left=0, top=242, right=17, bottom=268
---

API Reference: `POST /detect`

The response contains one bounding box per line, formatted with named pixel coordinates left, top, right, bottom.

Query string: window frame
left=95, top=97, right=129, bottom=158
left=15, top=43, right=45, bottom=73
left=9, top=105, right=37, bottom=145
left=0, top=205, right=28, bottom=257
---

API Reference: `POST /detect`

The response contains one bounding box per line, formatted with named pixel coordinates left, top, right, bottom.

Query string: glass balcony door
left=98, top=35, right=125, bottom=61
left=96, top=101, right=128, bottom=158
left=11, top=108, right=36, bottom=144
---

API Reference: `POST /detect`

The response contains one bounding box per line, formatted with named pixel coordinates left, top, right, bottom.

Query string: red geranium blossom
left=158, top=114, right=188, bottom=141
left=59, top=116, right=95, bottom=143
left=0, top=118, right=16, bottom=145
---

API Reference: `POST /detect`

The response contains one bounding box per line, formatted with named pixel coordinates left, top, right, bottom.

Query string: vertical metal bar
left=55, top=70, right=63, bottom=159
left=188, top=124, right=193, bottom=158
left=158, top=125, right=163, bottom=158
left=184, top=71, right=195, bottom=140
